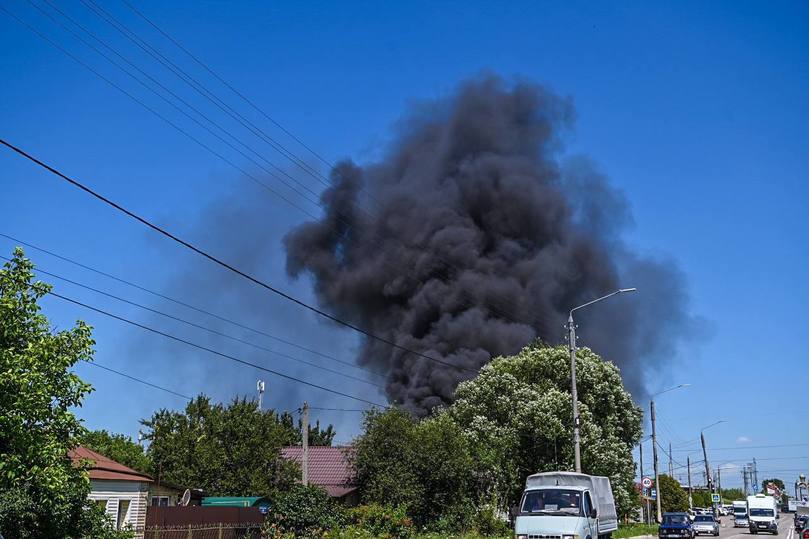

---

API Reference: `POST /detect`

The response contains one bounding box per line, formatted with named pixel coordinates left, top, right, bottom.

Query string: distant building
left=281, top=446, right=359, bottom=505
left=69, top=446, right=152, bottom=538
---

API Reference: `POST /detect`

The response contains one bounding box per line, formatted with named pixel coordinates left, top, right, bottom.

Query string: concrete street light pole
left=700, top=420, right=726, bottom=517
left=568, top=288, right=636, bottom=473
left=651, top=384, right=690, bottom=523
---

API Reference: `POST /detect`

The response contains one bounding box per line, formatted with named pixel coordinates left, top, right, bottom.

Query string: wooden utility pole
left=687, top=456, right=693, bottom=510
left=302, top=402, right=309, bottom=486
left=701, top=432, right=715, bottom=516
left=651, top=400, right=662, bottom=523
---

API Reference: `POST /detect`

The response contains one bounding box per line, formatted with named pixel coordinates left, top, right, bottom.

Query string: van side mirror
left=590, top=508, right=598, bottom=519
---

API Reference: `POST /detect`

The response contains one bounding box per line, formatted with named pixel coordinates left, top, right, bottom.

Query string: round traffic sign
left=642, top=477, right=653, bottom=488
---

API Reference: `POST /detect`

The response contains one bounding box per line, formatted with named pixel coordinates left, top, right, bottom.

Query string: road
left=638, top=514, right=797, bottom=539
left=714, top=514, right=798, bottom=539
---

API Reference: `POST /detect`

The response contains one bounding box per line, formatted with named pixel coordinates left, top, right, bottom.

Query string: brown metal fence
left=142, top=523, right=263, bottom=539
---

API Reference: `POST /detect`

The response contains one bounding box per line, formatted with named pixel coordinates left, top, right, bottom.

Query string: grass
left=613, top=523, right=660, bottom=539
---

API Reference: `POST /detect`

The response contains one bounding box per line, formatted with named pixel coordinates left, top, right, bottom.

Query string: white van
left=732, top=500, right=749, bottom=528
left=747, top=494, right=778, bottom=534
left=514, top=472, right=618, bottom=539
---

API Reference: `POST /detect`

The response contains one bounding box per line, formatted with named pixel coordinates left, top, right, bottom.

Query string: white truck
left=514, top=472, right=618, bottom=539
left=732, top=500, right=749, bottom=528
left=747, top=494, right=778, bottom=534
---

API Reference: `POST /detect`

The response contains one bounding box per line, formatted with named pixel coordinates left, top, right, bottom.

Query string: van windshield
left=750, top=509, right=774, bottom=517
left=521, top=489, right=582, bottom=515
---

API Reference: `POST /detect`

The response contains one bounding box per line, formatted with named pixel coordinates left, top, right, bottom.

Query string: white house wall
left=89, top=479, right=149, bottom=539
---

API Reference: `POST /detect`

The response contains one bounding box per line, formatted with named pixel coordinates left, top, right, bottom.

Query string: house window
left=117, top=500, right=130, bottom=530
left=96, top=499, right=108, bottom=512
left=151, top=496, right=169, bottom=507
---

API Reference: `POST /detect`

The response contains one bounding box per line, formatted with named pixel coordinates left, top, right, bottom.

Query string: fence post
left=187, top=523, right=192, bottom=539
left=218, top=523, right=223, bottom=539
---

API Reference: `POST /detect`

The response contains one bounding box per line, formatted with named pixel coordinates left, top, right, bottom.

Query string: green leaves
left=141, top=395, right=335, bottom=496
left=0, top=248, right=129, bottom=538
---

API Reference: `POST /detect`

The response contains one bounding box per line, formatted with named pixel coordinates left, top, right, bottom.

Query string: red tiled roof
left=69, top=446, right=152, bottom=483
left=281, top=446, right=356, bottom=497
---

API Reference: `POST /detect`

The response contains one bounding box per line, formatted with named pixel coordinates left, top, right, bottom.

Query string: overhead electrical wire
left=87, top=361, right=193, bottom=400
left=52, top=0, right=531, bottom=329
left=4, top=0, right=533, bottom=330
left=0, top=232, right=383, bottom=379
left=4, top=2, right=529, bottom=335
left=48, top=290, right=388, bottom=407
left=120, top=0, right=334, bottom=171
left=672, top=443, right=809, bottom=452
left=1, top=255, right=384, bottom=388
left=0, top=138, right=470, bottom=374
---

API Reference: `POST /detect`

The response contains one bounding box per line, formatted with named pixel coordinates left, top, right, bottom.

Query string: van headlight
left=563, top=534, right=579, bottom=539
left=515, top=535, right=528, bottom=539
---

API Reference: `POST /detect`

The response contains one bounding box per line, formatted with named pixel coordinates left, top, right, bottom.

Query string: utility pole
left=687, top=456, right=693, bottom=510
left=567, top=288, right=636, bottom=475
left=700, top=431, right=715, bottom=516
left=640, top=441, right=645, bottom=524
left=669, top=442, right=674, bottom=477
left=753, top=459, right=758, bottom=494
left=301, top=401, right=309, bottom=486
left=256, top=380, right=265, bottom=410
left=567, top=313, right=581, bottom=473
left=651, top=400, right=662, bottom=523
left=716, top=467, right=722, bottom=501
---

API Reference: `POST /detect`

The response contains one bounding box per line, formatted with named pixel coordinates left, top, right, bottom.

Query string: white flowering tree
left=447, top=343, right=643, bottom=517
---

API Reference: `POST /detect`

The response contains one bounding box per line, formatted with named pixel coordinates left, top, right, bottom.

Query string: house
left=70, top=446, right=152, bottom=537
left=280, top=446, right=359, bottom=505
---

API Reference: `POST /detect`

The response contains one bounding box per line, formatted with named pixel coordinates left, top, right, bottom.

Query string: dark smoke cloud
left=284, top=75, right=698, bottom=415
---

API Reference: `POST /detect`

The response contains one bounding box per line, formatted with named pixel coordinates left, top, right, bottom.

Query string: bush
left=473, top=504, right=510, bottom=536
left=346, top=504, right=413, bottom=538
left=264, top=484, right=344, bottom=537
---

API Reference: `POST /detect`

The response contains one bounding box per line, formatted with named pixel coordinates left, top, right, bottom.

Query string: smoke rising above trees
left=284, top=75, right=697, bottom=415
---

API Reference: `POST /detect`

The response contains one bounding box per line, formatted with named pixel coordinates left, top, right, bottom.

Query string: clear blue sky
left=1, top=1, right=807, bottom=489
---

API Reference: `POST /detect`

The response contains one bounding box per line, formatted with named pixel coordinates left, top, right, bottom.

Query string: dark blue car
left=659, top=512, right=695, bottom=539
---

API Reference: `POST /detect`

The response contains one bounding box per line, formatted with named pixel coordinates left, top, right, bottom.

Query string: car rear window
left=695, top=516, right=713, bottom=522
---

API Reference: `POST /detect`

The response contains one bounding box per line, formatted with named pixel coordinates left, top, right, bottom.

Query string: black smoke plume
left=285, top=75, right=696, bottom=415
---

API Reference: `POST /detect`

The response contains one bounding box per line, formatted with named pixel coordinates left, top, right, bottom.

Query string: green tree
left=657, top=475, right=689, bottom=513
left=0, top=249, right=129, bottom=538
left=143, top=396, right=334, bottom=495
left=80, top=430, right=151, bottom=474
left=447, top=343, right=643, bottom=517
left=691, top=490, right=713, bottom=508
left=352, top=408, right=477, bottom=529
left=759, top=478, right=784, bottom=494
left=720, top=488, right=745, bottom=503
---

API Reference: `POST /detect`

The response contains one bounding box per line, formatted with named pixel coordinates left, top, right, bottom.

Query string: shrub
left=264, top=484, right=344, bottom=537
left=347, top=504, right=413, bottom=538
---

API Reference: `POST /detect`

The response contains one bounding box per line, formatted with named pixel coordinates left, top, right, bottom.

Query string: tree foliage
left=353, top=343, right=644, bottom=530
left=80, top=430, right=151, bottom=474
left=720, top=488, right=745, bottom=503
left=352, top=409, right=477, bottom=528
left=142, top=396, right=334, bottom=496
left=0, top=249, right=129, bottom=538
left=657, top=474, right=689, bottom=513
left=448, top=344, right=643, bottom=516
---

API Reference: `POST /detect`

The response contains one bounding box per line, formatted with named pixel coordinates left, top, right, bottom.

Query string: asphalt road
left=638, top=514, right=796, bottom=539
left=715, top=514, right=797, bottom=539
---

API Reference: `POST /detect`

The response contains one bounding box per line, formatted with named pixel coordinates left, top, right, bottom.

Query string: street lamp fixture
left=568, top=287, right=637, bottom=474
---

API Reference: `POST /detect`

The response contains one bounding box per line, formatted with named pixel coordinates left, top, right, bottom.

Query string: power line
left=0, top=4, right=319, bottom=220
left=5, top=1, right=533, bottom=331
left=86, top=361, right=192, bottom=400
left=49, top=290, right=388, bottom=407
left=56, top=0, right=533, bottom=329
left=0, top=138, right=470, bottom=374
left=0, top=232, right=382, bottom=379
left=7, top=255, right=384, bottom=389
left=672, top=443, right=809, bottom=452
left=119, top=0, right=333, bottom=172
